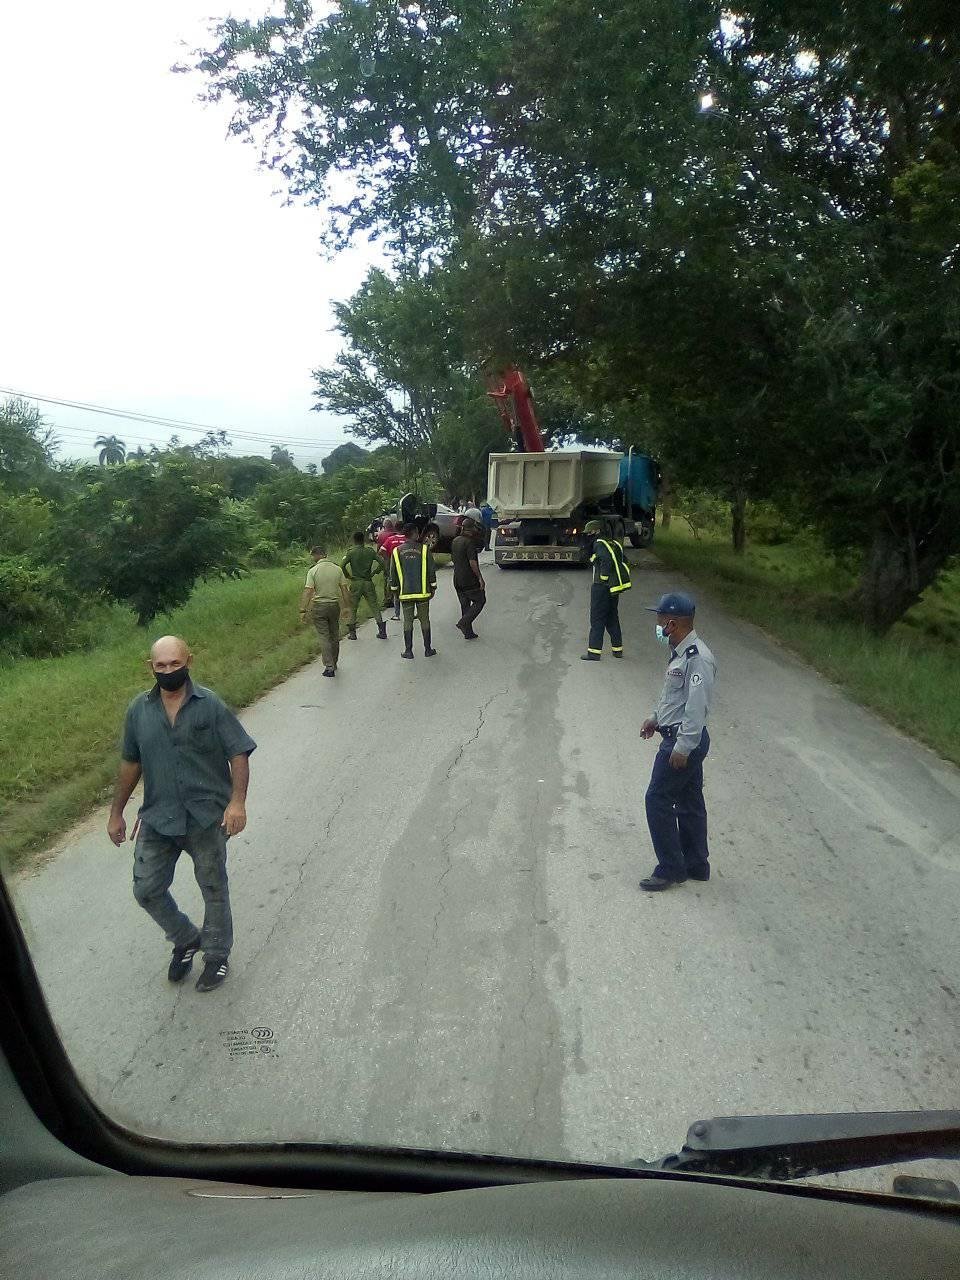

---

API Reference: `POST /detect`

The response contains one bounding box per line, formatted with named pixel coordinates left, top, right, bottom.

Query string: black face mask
left=154, top=666, right=190, bottom=692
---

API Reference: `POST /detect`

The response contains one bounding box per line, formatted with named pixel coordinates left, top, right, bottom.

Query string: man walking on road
left=107, top=635, right=256, bottom=992
left=342, top=530, right=388, bottom=641
left=639, top=592, right=716, bottom=891
left=299, top=545, right=351, bottom=677
left=390, top=523, right=438, bottom=659
left=580, top=521, right=632, bottom=661
left=451, top=508, right=487, bottom=640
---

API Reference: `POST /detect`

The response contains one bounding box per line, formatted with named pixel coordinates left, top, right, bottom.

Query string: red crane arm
left=487, top=366, right=546, bottom=453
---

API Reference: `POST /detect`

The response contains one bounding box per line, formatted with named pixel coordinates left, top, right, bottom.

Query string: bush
left=246, top=538, right=283, bottom=567
left=0, top=556, right=93, bottom=659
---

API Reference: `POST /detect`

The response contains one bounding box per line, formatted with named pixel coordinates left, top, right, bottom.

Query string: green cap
left=584, top=520, right=602, bottom=534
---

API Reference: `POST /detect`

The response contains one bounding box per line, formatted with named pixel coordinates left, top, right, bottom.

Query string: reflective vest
left=392, top=544, right=431, bottom=601
left=593, top=538, right=632, bottom=594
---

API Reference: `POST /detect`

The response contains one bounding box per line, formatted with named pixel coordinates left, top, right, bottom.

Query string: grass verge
left=651, top=525, right=960, bottom=768
left=0, top=555, right=387, bottom=875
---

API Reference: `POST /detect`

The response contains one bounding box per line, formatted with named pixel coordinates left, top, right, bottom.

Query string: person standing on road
left=638, top=592, right=716, bottom=892
left=580, top=520, right=632, bottom=661
left=107, top=635, right=256, bottom=992
left=378, top=520, right=406, bottom=619
left=390, top=523, right=438, bottom=659
left=341, top=530, right=388, bottom=641
left=451, top=508, right=487, bottom=640
left=299, top=545, right=351, bottom=677
left=479, top=501, right=496, bottom=551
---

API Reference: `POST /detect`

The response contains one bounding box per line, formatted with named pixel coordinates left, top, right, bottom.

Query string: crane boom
left=486, top=366, right=546, bottom=453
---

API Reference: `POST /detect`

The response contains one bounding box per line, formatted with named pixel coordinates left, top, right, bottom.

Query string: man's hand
left=222, top=801, right=247, bottom=837
left=640, top=718, right=658, bottom=740
left=669, top=750, right=689, bottom=770
left=107, top=812, right=127, bottom=846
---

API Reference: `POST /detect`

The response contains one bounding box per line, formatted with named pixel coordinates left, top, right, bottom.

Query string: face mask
left=154, top=666, right=190, bottom=691
left=656, top=624, right=672, bottom=647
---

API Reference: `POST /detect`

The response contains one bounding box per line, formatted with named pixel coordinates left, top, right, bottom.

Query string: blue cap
left=645, top=591, right=696, bottom=617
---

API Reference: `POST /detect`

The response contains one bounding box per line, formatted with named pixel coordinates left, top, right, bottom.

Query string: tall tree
left=95, top=434, right=126, bottom=466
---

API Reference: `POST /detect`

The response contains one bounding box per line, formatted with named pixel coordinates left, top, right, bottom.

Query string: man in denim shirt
left=108, top=635, right=256, bottom=991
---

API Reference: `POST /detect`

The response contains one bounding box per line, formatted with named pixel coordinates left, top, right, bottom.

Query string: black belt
left=657, top=724, right=681, bottom=738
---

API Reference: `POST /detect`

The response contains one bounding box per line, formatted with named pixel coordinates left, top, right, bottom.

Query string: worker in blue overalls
left=639, top=592, right=717, bottom=891
left=580, top=520, right=631, bottom=661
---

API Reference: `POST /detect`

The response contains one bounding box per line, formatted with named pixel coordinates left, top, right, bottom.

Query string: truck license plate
left=502, top=549, right=574, bottom=562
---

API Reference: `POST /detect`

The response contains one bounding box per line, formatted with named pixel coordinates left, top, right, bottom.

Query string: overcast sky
left=0, top=0, right=378, bottom=465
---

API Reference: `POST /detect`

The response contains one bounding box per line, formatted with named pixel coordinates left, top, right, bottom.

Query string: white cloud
left=0, top=0, right=380, bottom=464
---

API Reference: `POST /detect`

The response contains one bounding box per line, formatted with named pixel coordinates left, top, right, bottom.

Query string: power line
left=0, top=386, right=350, bottom=450
left=48, top=422, right=339, bottom=456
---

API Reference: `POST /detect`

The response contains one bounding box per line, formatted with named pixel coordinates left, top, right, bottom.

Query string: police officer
left=580, top=520, right=631, bottom=661
left=389, top=523, right=438, bottom=659
left=639, top=592, right=716, bottom=891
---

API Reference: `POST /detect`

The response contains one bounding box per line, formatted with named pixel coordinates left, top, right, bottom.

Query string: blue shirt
left=121, top=680, right=256, bottom=837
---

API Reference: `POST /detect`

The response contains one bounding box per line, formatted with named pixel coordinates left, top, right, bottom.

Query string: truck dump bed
left=487, top=451, right=622, bottom=519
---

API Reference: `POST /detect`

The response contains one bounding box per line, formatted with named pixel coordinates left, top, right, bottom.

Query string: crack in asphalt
left=109, top=980, right=186, bottom=1095
left=443, top=689, right=508, bottom=781
left=430, top=802, right=471, bottom=952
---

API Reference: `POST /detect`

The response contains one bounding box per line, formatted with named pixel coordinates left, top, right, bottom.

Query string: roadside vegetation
left=654, top=518, right=960, bottom=768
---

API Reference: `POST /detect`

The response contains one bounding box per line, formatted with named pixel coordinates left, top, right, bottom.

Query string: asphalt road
left=10, top=550, right=960, bottom=1184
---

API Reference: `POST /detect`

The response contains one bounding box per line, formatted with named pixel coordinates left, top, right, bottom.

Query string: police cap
left=645, top=591, right=696, bottom=618
left=583, top=519, right=603, bottom=534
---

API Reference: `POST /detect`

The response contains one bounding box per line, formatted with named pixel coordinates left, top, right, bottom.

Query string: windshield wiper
left=636, top=1110, right=960, bottom=1181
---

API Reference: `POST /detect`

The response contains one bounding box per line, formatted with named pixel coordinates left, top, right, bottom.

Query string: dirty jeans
left=132, top=818, right=233, bottom=962
left=311, top=599, right=341, bottom=669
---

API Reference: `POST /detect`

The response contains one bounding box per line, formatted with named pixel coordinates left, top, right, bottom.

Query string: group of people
left=298, top=509, right=489, bottom=675
left=107, top=515, right=716, bottom=995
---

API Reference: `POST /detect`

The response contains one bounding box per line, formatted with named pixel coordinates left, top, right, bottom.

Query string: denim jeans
left=132, top=818, right=233, bottom=962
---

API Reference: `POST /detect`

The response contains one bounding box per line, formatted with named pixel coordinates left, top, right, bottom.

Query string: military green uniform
left=341, top=543, right=384, bottom=628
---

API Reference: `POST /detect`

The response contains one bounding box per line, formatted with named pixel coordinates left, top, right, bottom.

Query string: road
left=10, top=550, right=960, bottom=1183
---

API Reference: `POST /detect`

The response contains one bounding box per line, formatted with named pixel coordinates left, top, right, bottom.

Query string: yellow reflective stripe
left=597, top=539, right=631, bottom=592
left=588, top=647, right=602, bottom=654
left=612, top=646, right=624, bottom=652
left=395, top=544, right=430, bottom=600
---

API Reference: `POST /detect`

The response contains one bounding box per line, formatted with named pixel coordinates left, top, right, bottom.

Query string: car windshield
left=2, top=0, right=960, bottom=1203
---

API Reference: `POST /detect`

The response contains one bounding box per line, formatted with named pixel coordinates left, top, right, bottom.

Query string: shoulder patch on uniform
left=691, top=672, right=703, bottom=686
left=685, top=644, right=699, bottom=657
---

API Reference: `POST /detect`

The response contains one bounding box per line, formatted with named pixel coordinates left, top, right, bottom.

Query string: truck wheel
left=631, top=520, right=654, bottom=548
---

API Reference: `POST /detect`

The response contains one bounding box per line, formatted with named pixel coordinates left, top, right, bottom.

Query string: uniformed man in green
left=299, top=545, right=351, bottom=677
left=389, top=523, right=438, bottom=659
left=341, top=530, right=388, bottom=641
left=580, top=519, right=632, bottom=661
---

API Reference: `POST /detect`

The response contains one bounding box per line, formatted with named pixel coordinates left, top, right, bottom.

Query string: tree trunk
left=659, top=473, right=672, bottom=529
left=731, top=490, right=747, bottom=553
left=857, top=524, right=947, bottom=634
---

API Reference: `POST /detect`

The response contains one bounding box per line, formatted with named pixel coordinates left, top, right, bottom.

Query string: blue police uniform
left=642, top=594, right=716, bottom=886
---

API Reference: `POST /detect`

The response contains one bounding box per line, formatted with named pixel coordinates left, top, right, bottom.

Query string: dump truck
left=489, top=448, right=659, bottom=566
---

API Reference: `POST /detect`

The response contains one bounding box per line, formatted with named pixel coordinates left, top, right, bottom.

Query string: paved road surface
left=10, top=551, right=960, bottom=1183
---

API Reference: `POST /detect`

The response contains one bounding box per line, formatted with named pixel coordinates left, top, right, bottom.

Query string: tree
left=95, top=435, right=126, bottom=466
left=0, top=399, right=57, bottom=492
left=321, top=441, right=368, bottom=475
left=51, top=459, right=247, bottom=625
left=270, top=445, right=296, bottom=470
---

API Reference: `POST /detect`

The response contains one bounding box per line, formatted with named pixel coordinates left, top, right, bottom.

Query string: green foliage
left=321, top=441, right=369, bottom=475
left=95, top=434, right=126, bottom=466
left=51, top=459, right=248, bottom=626
left=0, top=399, right=57, bottom=493
left=246, top=539, right=283, bottom=567
left=0, top=491, right=55, bottom=555
left=340, top=485, right=395, bottom=538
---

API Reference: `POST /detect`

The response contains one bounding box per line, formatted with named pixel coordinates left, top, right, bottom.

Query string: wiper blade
left=637, top=1110, right=960, bottom=1181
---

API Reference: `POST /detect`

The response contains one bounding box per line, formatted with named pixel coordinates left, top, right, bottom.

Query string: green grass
left=652, top=524, right=960, bottom=767
left=0, top=555, right=385, bottom=874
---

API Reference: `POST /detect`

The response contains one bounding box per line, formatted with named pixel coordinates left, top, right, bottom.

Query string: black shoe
left=402, top=649, right=414, bottom=659
left=612, top=651, right=624, bottom=659
left=424, top=647, right=438, bottom=657
left=580, top=653, right=601, bottom=662
left=639, top=873, right=687, bottom=892
left=322, top=667, right=335, bottom=677
left=464, top=631, right=479, bottom=640
left=168, top=933, right=201, bottom=983
left=196, top=958, right=229, bottom=992
left=376, top=623, right=388, bottom=639
left=687, top=866, right=710, bottom=881
left=347, top=627, right=358, bottom=640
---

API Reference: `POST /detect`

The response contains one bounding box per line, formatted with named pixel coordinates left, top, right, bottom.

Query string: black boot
left=347, top=624, right=358, bottom=640
left=423, top=627, right=437, bottom=657
left=376, top=620, right=388, bottom=639
left=402, top=630, right=414, bottom=659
